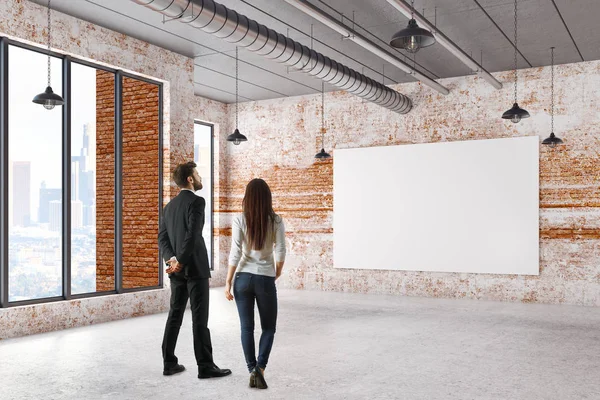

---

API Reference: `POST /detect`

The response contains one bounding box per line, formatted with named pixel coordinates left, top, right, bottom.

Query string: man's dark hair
left=173, top=161, right=197, bottom=188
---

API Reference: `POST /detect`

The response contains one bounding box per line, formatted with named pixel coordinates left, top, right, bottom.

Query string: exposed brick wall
left=95, top=70, right=115, bottom=292
left=219, top=61, right=600, bottom=307
left=121, top=77, right=160, bottom=289
left=95, top=75, right=161, bottom=290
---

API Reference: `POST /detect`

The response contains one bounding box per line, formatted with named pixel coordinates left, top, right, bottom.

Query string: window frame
left=0, top=37, right=165, bottom=308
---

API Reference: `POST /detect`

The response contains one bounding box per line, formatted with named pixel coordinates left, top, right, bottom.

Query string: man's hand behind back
left=166, top=259, right=182, bottom=274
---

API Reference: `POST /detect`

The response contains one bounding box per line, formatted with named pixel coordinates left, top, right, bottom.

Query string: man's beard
left=193, top=181, right=203, bottom=191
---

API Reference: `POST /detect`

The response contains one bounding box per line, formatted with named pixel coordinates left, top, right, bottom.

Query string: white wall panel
left=333, top=136, right=540, bottom=275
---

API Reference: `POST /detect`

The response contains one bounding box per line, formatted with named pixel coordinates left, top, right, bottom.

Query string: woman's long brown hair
left=243, top=179, right=277, bottom=251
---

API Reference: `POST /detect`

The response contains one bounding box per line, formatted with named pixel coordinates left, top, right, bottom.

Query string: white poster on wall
left=333, top=136, right=540, bottom=275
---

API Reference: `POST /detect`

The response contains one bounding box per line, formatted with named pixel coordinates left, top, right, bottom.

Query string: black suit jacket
left=159, top=190, right=211, bottom=279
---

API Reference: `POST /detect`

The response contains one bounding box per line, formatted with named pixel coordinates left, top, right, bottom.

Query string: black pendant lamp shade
left=33, top=0, right=64, bottom=110
left=390, top=18, right=435, bottom=53
left=227, top=128, right=247, bottom=146
left=315, top=148, right=331, bottom=159
left=315, top=149, right=331, bottom=160
left=315, top=82, right=331, bottom=160
left=542, top=47, right=563, bottom=147
left=502, top=0, right=528, bottom=123
left=227, top=47, right=247, bottom=145
left=502, top=102, right=530, bottom=123
left=33, top=86, right=64, bottom=110
left=542, top=132, right=563, bottom=147
left=389, top=0, right=435, bottom=53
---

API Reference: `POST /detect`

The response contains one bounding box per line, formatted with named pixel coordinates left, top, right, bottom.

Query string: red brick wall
left=219, top=63, right=600, bottom=306
left=96, top=70, right=115, bottom=292
left=121, top=77, right=160, bottom=289
left=95, top=74, right=160, bottom=290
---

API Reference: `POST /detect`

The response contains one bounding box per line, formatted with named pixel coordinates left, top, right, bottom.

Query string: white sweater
left=228, top=214, right=286, bottom=277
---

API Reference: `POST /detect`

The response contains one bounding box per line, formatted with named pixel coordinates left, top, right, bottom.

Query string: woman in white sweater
left=225, top=178, right=286, bottom=390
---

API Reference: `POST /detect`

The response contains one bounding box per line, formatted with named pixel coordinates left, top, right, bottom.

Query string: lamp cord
left=411, top=0, right=415, bottom=19
left=513, top=0, right=518, bottom=103
left=47, top=0, right=51, bottom=88
left=551, top=47, right=554, bottom=133
left=321, top=81, right=325, bottom=149
left=235, top=46, right=238, bottom=130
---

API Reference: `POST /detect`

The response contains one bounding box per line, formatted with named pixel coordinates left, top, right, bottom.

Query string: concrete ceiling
left=29, top=0, right=598, bottom=104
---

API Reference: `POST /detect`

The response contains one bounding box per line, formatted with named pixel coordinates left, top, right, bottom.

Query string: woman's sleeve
left=274, top=218, right=286, bottom=262
left=228, top=216, right=243, bottom=266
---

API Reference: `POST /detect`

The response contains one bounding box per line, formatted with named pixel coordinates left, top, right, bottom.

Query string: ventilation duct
left=131, top=0, right=412, bottom=113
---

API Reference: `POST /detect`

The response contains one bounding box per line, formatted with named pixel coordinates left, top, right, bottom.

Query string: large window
left=7, top=46, right=63, bottom=302
left=0, top=40, right=163, bottom=308
left=194, top=122, right=214, bottom=270
left=70, top=62, right=115, bottom=295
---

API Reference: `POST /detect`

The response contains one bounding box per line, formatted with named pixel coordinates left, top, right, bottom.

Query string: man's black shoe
left=198, top=365, right=232, bottom=379
left=163, top=364, right=186, bottom=376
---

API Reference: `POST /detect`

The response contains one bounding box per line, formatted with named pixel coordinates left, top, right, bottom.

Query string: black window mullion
left=0, top=38, right=9, bottom=308
left=62, top=56, right=72, bottom=300
left=115, top=71, right=123, bottom=294
left=158, top=83, right=164, bottom=288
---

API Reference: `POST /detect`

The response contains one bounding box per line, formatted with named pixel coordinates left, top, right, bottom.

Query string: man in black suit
left=159, top=161, right=231, bottom=379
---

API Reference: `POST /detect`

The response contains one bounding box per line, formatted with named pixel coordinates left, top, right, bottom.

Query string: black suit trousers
left=162, top=277, right=214, bottom=368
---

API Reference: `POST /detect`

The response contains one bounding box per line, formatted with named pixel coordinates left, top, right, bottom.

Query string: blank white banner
left=333, top=136, right=539, bottom=275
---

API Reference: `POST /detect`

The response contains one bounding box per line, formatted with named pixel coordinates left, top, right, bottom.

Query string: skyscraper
left=12, top=161, right=31, bottom=227
left=49, top=200, right=61, bottom=232
left=83, top=204, right=96, bottom=227
left=39, top=181, right=62, bottom=224
left=72, top=200, right=83, bottom=230
left=72, top=123, right=96, bottom=226
left=83, top=123, right=96, bottom=171
left=71, top=158, right=79, bottom=202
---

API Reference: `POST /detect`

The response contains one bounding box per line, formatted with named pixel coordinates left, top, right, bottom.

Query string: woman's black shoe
left=249, top=369, right=257, bottom=388
left=254, top=366, right=268, bottom=389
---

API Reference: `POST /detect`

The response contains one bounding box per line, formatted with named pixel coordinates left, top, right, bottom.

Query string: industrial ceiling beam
left=385, top=0, right=503, bottom=90
left=285, top=0, right=450, bottom=95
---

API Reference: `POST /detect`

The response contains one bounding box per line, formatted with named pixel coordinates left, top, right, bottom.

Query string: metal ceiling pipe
left=285, top=0, right=450, bottom=95
left=385, top=0, right=503, bottom=90
left=132, top=0, right=412, bottom=113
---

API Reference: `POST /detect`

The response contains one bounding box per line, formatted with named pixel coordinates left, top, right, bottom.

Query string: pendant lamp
left=389, top=0, right=435, bottom=53
left=227, top=47, right=247, bottom=145
left=502, top=0, right=529, bottom=123
left=542, top=47, right=563, bottom=147
left=32, top=0, right=64, bottom=110
left=315, top=82, right=331, bottom=160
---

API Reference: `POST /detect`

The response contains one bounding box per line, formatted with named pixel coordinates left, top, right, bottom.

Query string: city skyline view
left=10, top=123, right=96, bottom=230
left=9, top=121, right=99, bottom=300
left=8, top=46, right=101, bottom=300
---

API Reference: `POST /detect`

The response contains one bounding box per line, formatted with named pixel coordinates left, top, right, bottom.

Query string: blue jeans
left=233, top=272, right=278, bottom=372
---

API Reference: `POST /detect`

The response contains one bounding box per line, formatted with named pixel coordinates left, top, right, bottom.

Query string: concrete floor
left=1, top=289, right=600, bottom=400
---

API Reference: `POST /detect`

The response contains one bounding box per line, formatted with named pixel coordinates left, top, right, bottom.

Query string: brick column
left=121, top=77, right=160, bottom=289
left=95, top=70, right=116, bottom=291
